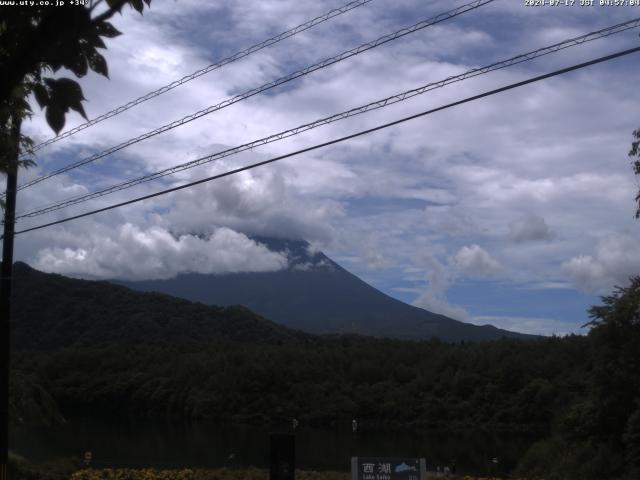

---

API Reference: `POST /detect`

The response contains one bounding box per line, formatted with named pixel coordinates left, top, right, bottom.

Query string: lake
left=10, top=416, right=537, bottom=476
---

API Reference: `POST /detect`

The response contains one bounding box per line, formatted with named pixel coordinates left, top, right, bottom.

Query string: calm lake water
left=10, top=417, right=536, bottom=476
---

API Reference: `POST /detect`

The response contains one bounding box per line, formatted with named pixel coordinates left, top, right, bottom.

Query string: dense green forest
left=13, top=336, right=588, bottom=431
left=8, top=263, right=640, bottom=478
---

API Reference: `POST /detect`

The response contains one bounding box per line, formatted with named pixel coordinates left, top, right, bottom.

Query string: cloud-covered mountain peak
left=250, top=236, right=336, bottom=272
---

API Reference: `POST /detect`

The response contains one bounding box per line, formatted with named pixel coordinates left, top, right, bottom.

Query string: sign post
left=351, top=457, right=426, bottom=480
left=270, top=433, right=295, bottom=480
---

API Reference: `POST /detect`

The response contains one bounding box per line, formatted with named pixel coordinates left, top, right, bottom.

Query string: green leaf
left=68, top=100, right=87, bottom=120
left=57, top=46, right=89, bottom=76
left=45, top=77, right=88, bottom=122
left=87, top=33, right=106, bottom=49
left=28, top=82, right=47, bottom=109
left=95, top=21, right=121, bottom=39
left=43, top=77, right=56, bottom=90
left=105, top=0, right=126, bottom=11
left=11, top=83, right=28, bottom=99
left=130, top=0, right=144, bottom=13
left=16, top=98, right=32, bottom=116
left=53, top=78, right=86, bottom=102
left=45, top=105, right=65, bottom=135
left=70, top=53, right=88, bottom=77
left=88, top=51, right=109, bottom=78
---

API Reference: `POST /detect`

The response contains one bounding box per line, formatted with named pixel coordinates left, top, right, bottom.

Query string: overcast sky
left=13, top=0, right=640, bottom=335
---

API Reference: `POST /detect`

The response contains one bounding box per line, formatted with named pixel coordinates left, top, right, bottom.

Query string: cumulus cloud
left=412, top=255, right=470, bottom=321
left=157, top=161, right=343, bottom=244
left=413, top=245, right=501, bottom=321
left=561, top=234, right=640, bottom=293
left=32, top=225, right=288, bottom=280
left=453, top=244, right=502, bottom=276
left=361, top=238, right=390, bottom=271
left=9, top=0, right=640, bottom=333
left=508, top=214, right=552, bottom=242
left=414, top=292, right=470, bottom=321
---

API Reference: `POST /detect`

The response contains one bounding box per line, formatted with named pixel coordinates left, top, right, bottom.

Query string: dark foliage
left=11, top=263, right=588, bottom=433
left=516, top=277, right=640, bottom=480
left=10, top=263, right=640, bottom=478
left=0, top=0, right=151, bottom=174
left=7, top=452, right=80, bottom=480
left=14, top=338, right=591, bottom=433
left=9, top=370, right=66, bottom=427
left=10, top=262, right=308, bottom=350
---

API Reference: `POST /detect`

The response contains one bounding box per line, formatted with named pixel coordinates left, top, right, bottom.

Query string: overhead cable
left=12, top=45, right=640, bottom=236
left=26, top=0, right=377, bottom=154
left=14, top=0, right=495, bottom=194
left=17, top=18, right=640, bottom=219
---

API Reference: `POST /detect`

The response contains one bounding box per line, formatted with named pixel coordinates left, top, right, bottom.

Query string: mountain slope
left=9, top=262, right=307, bottom=352
left=116, top=237, right=533, bottom=342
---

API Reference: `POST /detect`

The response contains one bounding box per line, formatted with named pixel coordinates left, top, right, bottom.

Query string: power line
left=12, top=45, right=640, bottom=237
left=17, top=17, right=640, bottom=220
left=25, top=0, right=377, bottom=155
left=13, top=0, right=495, bottom=194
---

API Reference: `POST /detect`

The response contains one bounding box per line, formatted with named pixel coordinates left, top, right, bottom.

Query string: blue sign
left=351, top=457, right=426, bottom=480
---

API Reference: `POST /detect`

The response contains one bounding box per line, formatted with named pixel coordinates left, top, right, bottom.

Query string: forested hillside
left=14, top=336, right=589, bottom=432
left=10, top=262, right=307, bottom=350
left=8, top=263, right=640, bottom=478
left=11, top=262, right=585, bottom=432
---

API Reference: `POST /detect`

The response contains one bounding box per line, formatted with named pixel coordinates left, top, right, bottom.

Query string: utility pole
left=0, top=115, right=20, bottom=480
